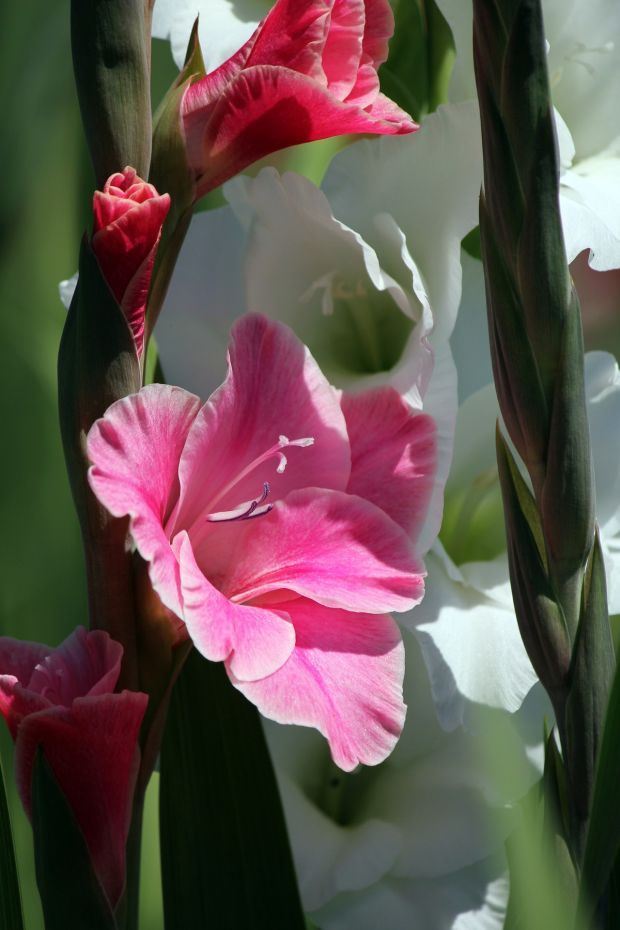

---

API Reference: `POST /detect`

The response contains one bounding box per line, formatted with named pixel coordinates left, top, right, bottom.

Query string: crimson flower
left=0, top=628, right=147, bottom=907
left=182, top=0, right=416, bottom=198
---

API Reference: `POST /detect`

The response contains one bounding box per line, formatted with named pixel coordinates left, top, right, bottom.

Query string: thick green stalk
left=472, top=0, right=614, bottom=872
left=71, top=0, right=152, bottom=184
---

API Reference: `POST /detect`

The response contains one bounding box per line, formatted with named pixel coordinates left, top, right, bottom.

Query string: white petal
left=543, top=3, right=620, bottom=159
left=585, top=351, right=620, bottom=531
left=323, top=102, right=484, bottom=343
left=313, top=856, right=507, bottom=930
left=406, top=544, right=538, bottom=729
left=226, top=167, right=425, bottom=383
left=152, top=0, right=268, bottom=72
left=416, top=340, right=458, bottom=554
left=437, top=0, right=620, bottom=159
left=561, top=148, right=620, bottom=270
left=583, top=350, right=620, bottom=613
left=155, top=205, right=247, bottom=398
left=265, top=768, right=402, bottom=912
left=450, top=252, right=492, bottom=403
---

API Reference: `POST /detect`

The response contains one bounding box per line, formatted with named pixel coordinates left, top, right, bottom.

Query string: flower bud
left=91, top=168, right=171, bottom=358
left=0, top=628, right=148, bottom=908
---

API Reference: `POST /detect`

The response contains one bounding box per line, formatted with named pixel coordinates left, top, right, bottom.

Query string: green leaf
left=159, top=649, right=305, bottom=930
left=496, top=429, right=571, bottom=700
left=32, top=751, right=117, bottom=930
left=424, top=0, right=455, bottom=111
left=0, top=754, right=23, bottom=930
left=564, top=534, right=614, bottom=857
left=380, top=0, right=428, bottom=119
left=577, top=549, right=620, bottom=915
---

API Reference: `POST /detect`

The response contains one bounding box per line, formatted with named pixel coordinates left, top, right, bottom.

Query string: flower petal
left=185, top=64, right=415, bottom=197
left=175, top=531, right=295, bottom=680
left=233, top=597, right=406, bottom=770
left=405, top=544, right=537, bottom=730
left=560, top=151, right=620, bottom=270
left=245, top=0, right=330, bottom=80
left=312, top=855, right=507, bottom=930
left=220, top=487, right=424, bottom=613
left=0, top=637, right=50, bottom=688
left=155, top=205, right=248, bottom=400
left=0, top=638, right=52, bottom=731
left=173, top=313, right=351, bottom=539
left=269, top=771, right=402, bottom=910
left=15, top=691, right=147, bottom=907
left=87, top=384, right=201, bottom=616
left=27, top=628, right=122, bottom=705
left=322, top=0, right=365, bottom=100
left=323, top=102, right=483, bottom=343
left=341, top=388, right=436, bottom=542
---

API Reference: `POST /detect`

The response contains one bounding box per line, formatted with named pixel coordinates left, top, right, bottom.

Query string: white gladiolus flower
left=157, top=102, right=483, bottom=554
left=436, top=0, right=620, bottom=270
left=263, top=630, right=548, bottom=930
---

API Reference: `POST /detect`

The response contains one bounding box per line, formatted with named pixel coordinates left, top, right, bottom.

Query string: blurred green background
left=1, top=2, right=619, bottom=928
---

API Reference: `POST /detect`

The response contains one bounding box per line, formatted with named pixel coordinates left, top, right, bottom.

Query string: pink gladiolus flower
left=87, top=314, right=436, bottom=770
left=91, top=167, right=171, bottom=357
left=0, top=627, right=148, bottom=907
left=182, top=0, right=416, bottom=198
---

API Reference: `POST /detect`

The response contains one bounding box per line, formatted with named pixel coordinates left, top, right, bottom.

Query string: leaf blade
left=0, top=754, right=24, bottom=930
left=159, top=649, right=305, bottom=930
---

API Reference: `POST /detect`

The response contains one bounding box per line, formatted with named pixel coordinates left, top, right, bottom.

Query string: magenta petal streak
left=87, top=314, right=436, bottom=768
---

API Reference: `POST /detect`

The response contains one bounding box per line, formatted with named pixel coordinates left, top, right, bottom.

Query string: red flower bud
left=91, top=168, right=171, bottom=357
left=0, top=628, right=148, bottom=908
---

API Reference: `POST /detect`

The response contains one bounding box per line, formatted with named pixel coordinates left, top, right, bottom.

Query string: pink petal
left=0, top=637, right=50, bottom=687
left=15, top=691, right=148, bottom=907
left=321, top=0, right=365, bottom=100
left=245, top=0, right=331, bottom=80
left=87, top=384, right=201, bottom=617
left=344, top=61, right=380, bottom=108
left=172, top=314, right=350, bottom=545
left=184, top=65, right=416, bottom=197
left=180, top=29, right=261, bottom=121
left=27, top=628, right=122, bottom=706
left=362, top=90, right=416, bottom=124
left=231, top=597, right=406, bottom=771
left=91, top=192, right=171, bottom=356
left=175, top=532, right=295, bottom=681
left=341, top=388, right=437, bottom=542
left=0, top=639, right=51, bottom=732
left=360, top=0, right=394, bottom=70
left=219, top=487, right=425, bottom=613
left=0, top=680, right=48, bottom=738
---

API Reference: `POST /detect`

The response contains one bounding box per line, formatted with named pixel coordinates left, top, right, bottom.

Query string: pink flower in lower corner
left=86, top=314, right=436, bottom=771
left=91, top=167, right=171, bottom=357
left=0, top=627, right=147, bottom=908
left=182, top=0, right=416, bottom=198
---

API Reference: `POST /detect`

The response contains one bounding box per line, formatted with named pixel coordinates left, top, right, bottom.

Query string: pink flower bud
left=0, top=628, right=148, bottom=908
left=91, top=167, right=171, bottom=358
left=181, top=0, right=417, bottom=198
